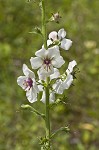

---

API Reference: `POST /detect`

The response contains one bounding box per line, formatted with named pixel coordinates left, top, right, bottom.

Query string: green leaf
left=29, top=27, right=42, bottom=36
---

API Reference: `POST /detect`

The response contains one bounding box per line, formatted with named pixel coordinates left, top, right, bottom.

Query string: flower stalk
left=41, top=0, right=47, bottom=49
left=45, top=77, right=50, bottom=148
left=41, top=0, right=51, bottom=149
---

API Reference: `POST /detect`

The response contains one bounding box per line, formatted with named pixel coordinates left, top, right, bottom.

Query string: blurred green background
left=0, top=0, right=99, bottom=149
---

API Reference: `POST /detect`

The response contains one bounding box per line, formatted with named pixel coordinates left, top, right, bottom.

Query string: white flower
left=53, top=75, right=73, bottom=94
left=30, top=46, right=65, bottom=77
left=37, top=68, right=60, bottom=81
left=17, top=64, right=39, bottom=103
left=41, top=90, right=55, bottom=103
left=53, top=60, right=77, bottom=94
left=38, top=80, right=55, bottom=103
left=48, top=28, right=72, bottom=50
left=37, top=69, right=60, bottom=103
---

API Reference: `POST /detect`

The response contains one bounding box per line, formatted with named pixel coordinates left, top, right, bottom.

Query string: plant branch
left=51, top=127, right=70, bottom=139
left=21, top=104, right=45, bottom=119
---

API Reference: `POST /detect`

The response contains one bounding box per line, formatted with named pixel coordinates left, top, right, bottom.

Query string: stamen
left=23, top=78, right=33, bottom=90
left=27, top=78, right=33, bottom=88
left=44, top=58, right=51, bottom=65
left=43, top=58, right=51, bottom=71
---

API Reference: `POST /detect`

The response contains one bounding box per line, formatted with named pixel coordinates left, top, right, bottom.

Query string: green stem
left=41, top=0, right=47, bottom=49
left=45, top=77, right=50, bottom=148
left=41, top=0, right=51, bottom=149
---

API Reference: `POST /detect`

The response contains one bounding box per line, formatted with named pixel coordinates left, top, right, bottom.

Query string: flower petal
left=35, top=48, right=47, bottom=58
left=38, top=84, right=44, bottom=91
left=50, top=68, right=60, bottom=80
left=58, top=28, right=66, bottom=39
left=26, top=87, right=37, bottom=103
left=49, top=92, right=55, bottom=103
left=39, top=65, right=54, bottom=78
left=49, top=31, right=58, bottom=41
left=23, top=64, right=35, bottom=78
left=30, top=57, right=43, bottom=69
left=17, top=76, right=27, bottom=90
left=66, top=60, right=77, bottom=74
left=41, top=91, right=55, bottom=103
left=48, top=46, right=60, bottom=59
left=63, top=74, right=73, bottom=89
left=33, top=80, right=39, bottom=93
left=47, top=40, right=53, bottom=47
left=53, top=80, right=64, bottom=94
left=42, top=40, right=53, bottom=48
left=52, top=56, right=65, bottom=68
left=41, top=91, right=45, bottom=103
left=37, top=70, right=46, bottom=81
left=61, top=38, right=72, bottom=50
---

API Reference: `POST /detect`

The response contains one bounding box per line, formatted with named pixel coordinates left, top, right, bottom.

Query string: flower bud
left=50, top=12, right=61, bottom=23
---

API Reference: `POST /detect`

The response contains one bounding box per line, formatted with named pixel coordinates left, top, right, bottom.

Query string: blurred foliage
left=0, top=0, right=99, bottom=149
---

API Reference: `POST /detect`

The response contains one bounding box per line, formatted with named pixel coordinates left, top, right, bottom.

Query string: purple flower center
left=43, top=57, right=52, bottom=71
left=27, top=78, right=33, bottom=88
left=44, top=58, right=51, bottom=65
left=24, top=78, right=33, bottom=90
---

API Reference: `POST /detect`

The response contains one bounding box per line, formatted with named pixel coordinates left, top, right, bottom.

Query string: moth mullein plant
left=17, top=0, right=78, bottom=149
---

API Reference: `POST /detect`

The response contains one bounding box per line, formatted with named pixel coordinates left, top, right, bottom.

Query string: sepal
left=49, top=98, right=62, bottom=108
left=71, top=67, right=80, bottom=79
left=47, top=40, right=61, bottom=48
left=38, top=136, right=50, bottom=150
